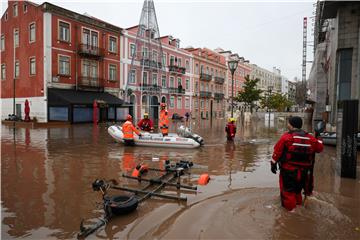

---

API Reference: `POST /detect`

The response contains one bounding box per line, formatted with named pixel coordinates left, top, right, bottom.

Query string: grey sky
left=1, top=0, right=315, bottom=80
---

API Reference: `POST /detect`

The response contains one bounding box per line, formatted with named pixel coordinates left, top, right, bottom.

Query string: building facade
left=121, top=26, right=192, bottom=122
left=1, top=0, right=125, bottom=122
left=309, top=1, right=360, bottom=126
left=185, top=47, right=227, bottom=119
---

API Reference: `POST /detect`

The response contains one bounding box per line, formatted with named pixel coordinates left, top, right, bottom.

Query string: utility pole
left=302, top=17, right=308, bottom=106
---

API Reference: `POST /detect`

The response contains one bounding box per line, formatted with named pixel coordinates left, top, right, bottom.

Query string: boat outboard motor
left=177, top=125, right=204, bottom=145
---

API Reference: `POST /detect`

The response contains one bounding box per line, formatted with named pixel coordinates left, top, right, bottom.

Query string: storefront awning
left=48, top=88, right=125, bottom=106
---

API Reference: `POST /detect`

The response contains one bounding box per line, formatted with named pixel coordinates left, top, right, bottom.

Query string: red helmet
left=126, top=114, right=132, bottom=121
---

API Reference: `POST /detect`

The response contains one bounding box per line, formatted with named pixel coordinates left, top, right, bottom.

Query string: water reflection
left=1, top=119, right=359, bottom=239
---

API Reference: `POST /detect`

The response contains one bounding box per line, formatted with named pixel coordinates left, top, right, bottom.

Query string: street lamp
left=267, top=85, right=273, bottom=127
left=228, top=59, right=238, bottom=118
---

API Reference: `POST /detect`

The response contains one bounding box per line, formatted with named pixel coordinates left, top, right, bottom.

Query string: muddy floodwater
left=1, top=119, right=360, bottom=239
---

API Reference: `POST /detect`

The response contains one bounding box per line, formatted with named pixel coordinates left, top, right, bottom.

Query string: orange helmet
left=126, top=114, right=132, bottom=121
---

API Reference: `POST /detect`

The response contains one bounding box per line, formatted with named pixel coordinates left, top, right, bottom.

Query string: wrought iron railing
left=214, top=76, right=225, bottom=84
left=168, top=65, right=186, bottom=74
left=200, top=73, right=212, bottom=81
left=78, top=44, right=104, bottom=58
left=200, top=91, right=212, bottom=98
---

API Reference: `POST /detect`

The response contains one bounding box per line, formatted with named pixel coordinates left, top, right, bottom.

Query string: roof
left=48, top=88, right=124, bottom=106
left=41, top=2, right=122, bottom=33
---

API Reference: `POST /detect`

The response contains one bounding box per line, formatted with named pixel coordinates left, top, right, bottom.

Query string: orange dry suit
left=159, top=109, right=169, bottom=136
left=122, top=120, right=140, bottom=140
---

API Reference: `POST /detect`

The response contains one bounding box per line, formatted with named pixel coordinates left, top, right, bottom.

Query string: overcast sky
left=1, top=0, right=315, bottom=80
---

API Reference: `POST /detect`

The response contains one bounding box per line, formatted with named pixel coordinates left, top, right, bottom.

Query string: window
left=130, top=70, right=136, bottom=83
left=186, top=79, right=190, bottom=90
left=195, top=64, right=199, bottom=74
left=91, top=32, right=98, bottom=47
left=109, top=64, right=116, bottom=81
left=177, top=78, right=182, bottom=87
left=5, top=12, right=8, bottom=21
left=162, top=54, right=166, bottom=66
left=178, top=58, right=182, bottom=67
left=142, top=71, right=148, bottom=85
left=170, top=77, right=174, bottom=88
left=185, top=60, right=189, bottom=72
left=170, top=96, right=175, bottom=108
left=14, top=29, right=19, bottom=47
left=194, top=99, right=198, bottom=108
left=195, top=82, right=198, bottom=92
left=130, top=44, right=136, bottom=57
left=23, top=4, right=28, bottom=13
left=109, top=36, right=117, bottom=53
left=29, top=23, right=36, bottom=42
left=59, top=21, right=70, bottom=42
left=152, top=50, right=157, bottom=62
left=1, top=64, right=5, bottom=80
left=161, top=75, right=166, bottom=88
left=13, top=3, right=18, bottom=17
left=14, top=61, right=19, bottom=78
left=200, top=100, right=204, bottom=108
left=185, top=97, right=190, bottom=108
left=161, top=96, right=166, bottom=104
left=59, top=55, right=70, bottom=75
left=177, top=97, right=182, bottom=109
left=170, top=56, right=175, bottom=66
left=82, top=28, right=90, bottom=45
left=200, top=65, right=204, bottom=74
left=142, top=47, right=148, bottom=59
left=30, top=57, right=36, bottom=75
left=152, top=73, right=157, bottom=85
left=1, top=34, right=4, bottom=51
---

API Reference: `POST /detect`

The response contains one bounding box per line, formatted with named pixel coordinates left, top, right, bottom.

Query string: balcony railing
left=140, top=58, right=162, bottom=69
left=200, top=73, right=212, bottom=81
left=168, top=65, right=186, bottom=75
left=78, top=44, right=104, bottom=59
left=78, top=76, right=104, bottom=92
left=140, top=83, right=161, bottom=93
left=200, top=91, right=212, bottom=98
left=214, top=93, right=225, bottom=100
left=214, top=76, right=225, bottom=84
left=168, top=87, right=185, bottom=94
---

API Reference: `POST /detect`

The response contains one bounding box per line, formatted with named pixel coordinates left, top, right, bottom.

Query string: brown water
left=1, top=119, right=359, bottom=239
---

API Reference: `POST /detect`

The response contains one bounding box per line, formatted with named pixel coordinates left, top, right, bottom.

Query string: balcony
left=200, top=73, right=212, bottom=81
left=168, top=65, right=186, bottom=75
left=214, top=93, right=225, bottom=100
left=78, top=44, right=104, bottom=60
left=77, top=76, right=104, bottom=92
left=168, top=87, right=185, bottom=94
left=140, top=83, right=161, bottom=93
left=140, top=59, right=162, bottom=70
left=214, top=76, right=225, bottom=84
left=200, top=91, right=212, bottom=98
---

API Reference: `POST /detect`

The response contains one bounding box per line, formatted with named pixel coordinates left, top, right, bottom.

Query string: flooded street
left=1, top=119, right=359, bottom=239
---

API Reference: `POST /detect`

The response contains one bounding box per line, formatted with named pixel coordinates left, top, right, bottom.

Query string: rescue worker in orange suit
left=271, top=116, right=323, bottom=211
left=122, top=114, right=141, bottom=146
left=225, top=118, right=236, bottom=141
left=159, top=103, right=169, bottom=136
left=137, top=113, right=154, bottom=132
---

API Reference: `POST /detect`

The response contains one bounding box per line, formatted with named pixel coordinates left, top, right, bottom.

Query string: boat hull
left=108, top=125, right=201, bottom=149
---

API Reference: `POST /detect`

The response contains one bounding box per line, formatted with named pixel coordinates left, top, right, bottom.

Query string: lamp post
left=267, top=85, right=273, bottom=127
left=228, top=59, right=238, bottom=118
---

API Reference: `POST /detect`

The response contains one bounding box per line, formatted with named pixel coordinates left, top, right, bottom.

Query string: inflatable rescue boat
left=108, top=125, right=204, bottom=149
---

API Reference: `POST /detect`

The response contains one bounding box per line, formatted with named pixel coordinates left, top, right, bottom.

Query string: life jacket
left=159, top=110, right=169, bottom=128
left=122, top=121, right=139, bottom=140
left=225, top=123, right=236, bottom=137
left=138, top=119, right=153, bottom=131
left=283, top=130, right=315, bottom=167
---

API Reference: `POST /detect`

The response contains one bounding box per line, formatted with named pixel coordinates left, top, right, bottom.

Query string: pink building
left=121, top=25, right=192, bottom=122
left=184, top=47, right=227, bottom=119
